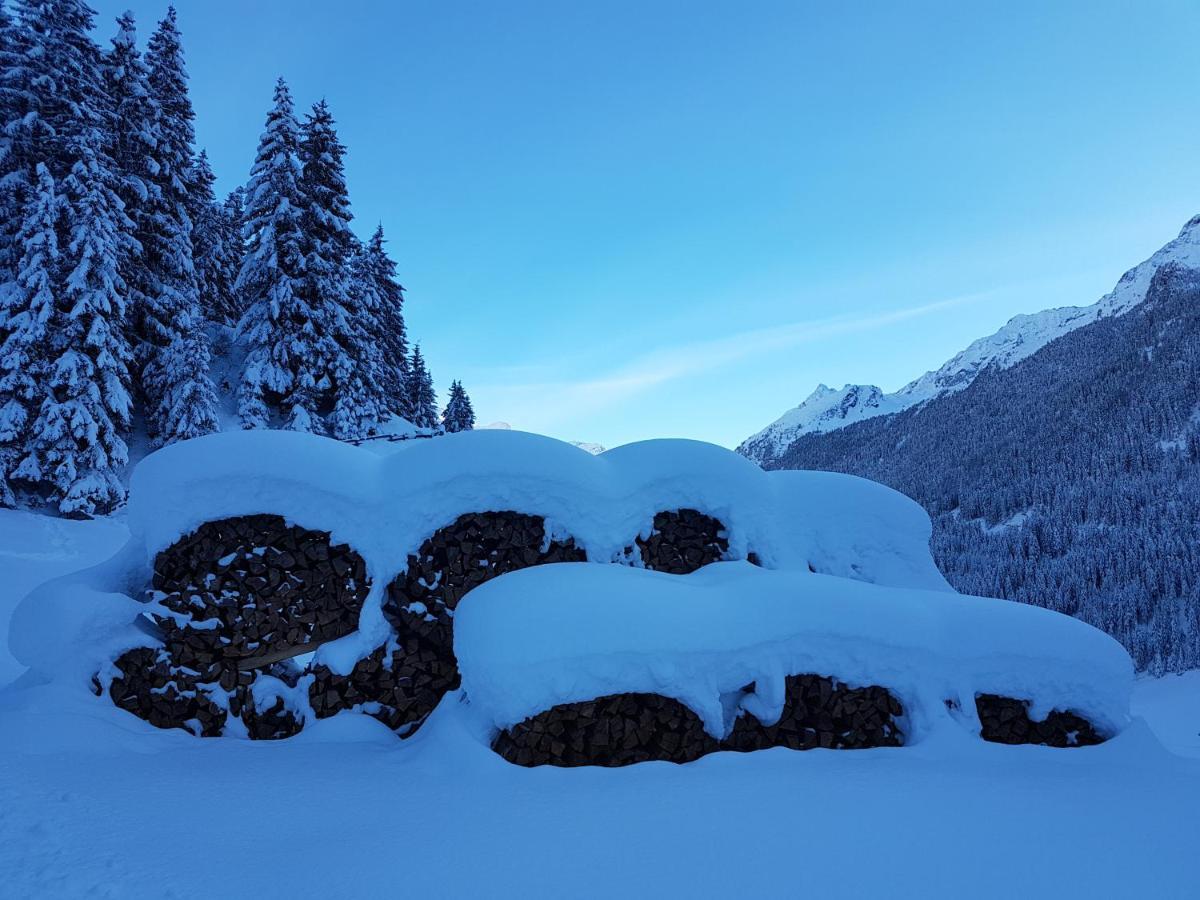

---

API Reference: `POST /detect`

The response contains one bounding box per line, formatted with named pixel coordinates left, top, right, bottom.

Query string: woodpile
left=108, top=646, right=227, bottom=737
left=494, top=674, right=905, bottom=767
left=975, top=693, right=1105, bottom=747
left=235, top=676, right=305, bottom=741
left=493, top=692, right=719, bottom=767
left=637, top=508, right=729, bottom=574
left=108, top=510, right=1106, bottom=756
left=384, top=510, right=587, bottom=657
left=308, top=635, right=460, bottom=735
left=151, top=514, right=370, bottom=675
left=724, top=674, right=904, bottom=752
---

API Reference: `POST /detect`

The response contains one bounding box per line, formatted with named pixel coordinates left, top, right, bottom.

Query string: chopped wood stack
left=237, top=692, right=304, bottom=741
left=975, top=693, right=1104, bottom=747
left=151, top=514, right=369, bottom=676
left=637, top=508, right=729, bottom=574
left=493, top=692, right=719, bottom=767
left=108, top=646, right=227, bottom=737
left=494, top=675, right=906, bottom=767
left=108, top=509, right=1107, bottom=756
left=384, top=511, right=587, bottom=658
left=307, top=635, right=460, bottom=735
left=724, top=674, right=904, bottom=752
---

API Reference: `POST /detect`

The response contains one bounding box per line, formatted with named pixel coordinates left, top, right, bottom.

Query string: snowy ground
left=1, top=508, right=1198, bottom=898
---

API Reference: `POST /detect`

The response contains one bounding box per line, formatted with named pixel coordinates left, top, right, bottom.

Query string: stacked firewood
left=975, top=694, right=1104, bottom=747
left=307, top=635, right=460, bottom=735
left=494, top=692, right=719, bottom=767
left=384, top=511, right=587, bottom=657
left=108, top=515, right=370, bottom=740
left=151, top=514, right=369, bottom=676
left=494, top=674, right=906, bottom=767
left=637, top=508, right=729, bottom=574
left=724, top=674, right=904, bottom=752
left=108, top=646, right=227, bottom=737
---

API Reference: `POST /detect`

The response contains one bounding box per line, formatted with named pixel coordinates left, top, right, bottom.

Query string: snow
left=0, top=457, right=1197, bottom=896
left=1131, top=670, right=1200, bottom=757
left=0, top=680, right=1197, bottom=898
left=739, top=383, right=906, bottom=462
left=457, top=561, right=1132, bottom=738
left=9, top=428, right=949, bottom=683
left=0, top=510, right=128, bottom=686
left=741, top=215, right=1200, bottom=463
left=570, top=440, right=606, bottom=455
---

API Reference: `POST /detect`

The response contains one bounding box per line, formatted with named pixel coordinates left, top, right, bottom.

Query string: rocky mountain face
left=740, top=216, right=1200, bottom=466
left=758, top=262, right=1200, bottom=673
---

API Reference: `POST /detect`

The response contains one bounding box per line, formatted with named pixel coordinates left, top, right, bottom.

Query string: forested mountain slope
left=768, top=263, right=1200, bottom=673
left=741, top=215, right=1200, bottom=464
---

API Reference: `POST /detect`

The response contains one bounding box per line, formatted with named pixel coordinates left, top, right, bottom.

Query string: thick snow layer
left=0, top=510, right=129, bottom=686
left=456, top=562, right=1132, bottom=738
left=1131, top=670, right=1200, bottom=758
left=9, top=429, right=948, bottom=681
left=0, top=679, right=1196, bottom=898
left=740, top=215, right=1200, bottom=463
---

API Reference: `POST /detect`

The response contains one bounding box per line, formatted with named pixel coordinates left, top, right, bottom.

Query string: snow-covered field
left=1, top=460, right=1198, bottom=897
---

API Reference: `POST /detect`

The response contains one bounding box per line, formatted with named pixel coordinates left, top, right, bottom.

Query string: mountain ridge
left=739, top=215, right=1200, bottom=464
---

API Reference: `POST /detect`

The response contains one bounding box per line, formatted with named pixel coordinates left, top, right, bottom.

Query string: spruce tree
left=407, top=344, right=437, bottom=429
left=441, top=380, right=476, bottom=433
left=356, top=225, right=409, bottom=418
left=297, top=98, right=382, bottom=438
left=1, top=0, right=136, bottom=514
left=236, top=79, right=309, bottom=430
left=0, top=0, right=26, bottom=283
left=141, top=6, right=217, bottom=445
left=101, top=10, right=158, bottom=372
left=0, top=163, right=58, bottom=506
left=218, top=186, right=246, bottom=321
left=190, top=149, right=240, bottom=326
left=17, top=144, right=134, bottom=514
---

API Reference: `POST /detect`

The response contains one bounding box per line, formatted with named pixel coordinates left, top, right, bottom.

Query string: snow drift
left=456, top=562, right=1132, bottom=741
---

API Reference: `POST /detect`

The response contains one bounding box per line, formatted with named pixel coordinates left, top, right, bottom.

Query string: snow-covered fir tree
left=0, top=0, right=28, bottom=283
left=0, top=163, right=58, bottom=506
left=407, top=344, right=438, bottom=429
left=0, top=0, right=136, bottom=514
left=18, top=143, right=134, bottom=514
left=441, top=380, right=475, bottom=433
left=1, top=6, right=453, bottom=512
left=101, top=10, right=158, bottom=370
left=139, top=6, right=217, bottom=446
left=236, top=79, right=311, bottom=430
left=352, top=224, right=410, bottom=418
left=297, top=98, right=385, bottom=439
left=190, top=149, right=241, bottom=326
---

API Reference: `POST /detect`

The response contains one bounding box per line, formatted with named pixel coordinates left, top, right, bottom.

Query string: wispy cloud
left=477, top=289, right=993, bottom=431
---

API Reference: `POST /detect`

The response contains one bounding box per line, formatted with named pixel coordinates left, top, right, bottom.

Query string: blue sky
left=94, top=1, right=1200, bottom=448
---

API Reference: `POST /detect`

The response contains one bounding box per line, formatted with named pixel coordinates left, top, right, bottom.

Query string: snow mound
left=456, top=562, right=1133, bottom=741
left=9, top=428, right=948, bottom=684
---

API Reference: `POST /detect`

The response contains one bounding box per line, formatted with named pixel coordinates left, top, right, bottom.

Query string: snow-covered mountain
left=570, top=441, right=606, bottom=455
left=740, top=215, right=1200, bottom=465
left=738, top=384, right=906, bottom=462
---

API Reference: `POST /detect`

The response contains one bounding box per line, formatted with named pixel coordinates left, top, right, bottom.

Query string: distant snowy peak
left=740, top=215, right=1200, bottom=465
left=900, top=214, right=1200, bottom=404
left=738, top=383, right=905, bottom=463
left=570, top=441, right=606, bottom=455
